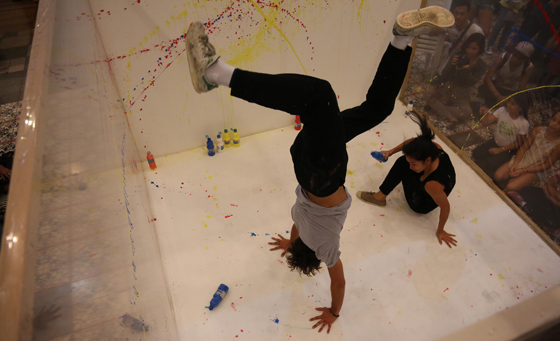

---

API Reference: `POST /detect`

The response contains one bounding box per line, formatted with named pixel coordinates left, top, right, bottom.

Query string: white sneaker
left=393, top=6, right=455, bottom=37
left=186, top=22, right=219, bottom=93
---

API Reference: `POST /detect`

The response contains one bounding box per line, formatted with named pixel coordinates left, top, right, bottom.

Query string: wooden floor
left=0, top=0, right=37, bottom=105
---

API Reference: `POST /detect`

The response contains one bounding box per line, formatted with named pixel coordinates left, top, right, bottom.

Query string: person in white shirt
left=472, top=94, right=530, bottom=176
left=438, top=0, right=484, bottom=75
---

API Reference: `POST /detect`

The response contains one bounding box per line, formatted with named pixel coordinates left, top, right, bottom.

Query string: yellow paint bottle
left=232, top=128, right=241, bottom=147
left=223, top=129, right=232, bottom=148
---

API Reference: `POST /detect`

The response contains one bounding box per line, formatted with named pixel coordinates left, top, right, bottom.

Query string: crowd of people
left=420, top=0, right=560, bottom=241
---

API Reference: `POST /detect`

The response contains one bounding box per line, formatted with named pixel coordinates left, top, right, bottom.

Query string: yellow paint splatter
left=213, top=185, right=217, bottom=190
left=346, top=170, right=354, bottom=175
left=498, top=274, right=505, bottom=280
left=370, top=142, right=378, bottom=146
left=474, top=232, right=482, bottom=238
left=470, top=217, right=478, bottom=223
left=375, top=163, right=384, bottom=170
left=205, top=246, right=208, bottom=249
left=208, top=176, right=213, bottom=179
left=206, top=215, right=212, bottom=218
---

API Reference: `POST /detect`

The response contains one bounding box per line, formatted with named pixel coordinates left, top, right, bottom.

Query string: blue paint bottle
left=371, top=151, right=386, bottom=162
left=208, top=284, right=229, bottom=310
left=206, top=137, right=215, bottom=157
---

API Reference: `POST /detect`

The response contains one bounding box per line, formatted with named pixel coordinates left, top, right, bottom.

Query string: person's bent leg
left=379, top=155, right=411, bottom=196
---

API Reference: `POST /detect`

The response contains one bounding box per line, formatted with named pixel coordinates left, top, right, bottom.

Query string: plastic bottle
left=371, top=151, right=387, bottom=163
left=295, top=115, right=302, bottom=130
left=216, top=134, right=224, bottom=153
left=206, top=137, right=215, bottom=157
left=232, top=128, right=241, bottom=147
left=146, top=151, right=157, bottom=170
left=223, top=129, right=232, bottom=148
left=406, top=100, right=414, bottom=115
left=208, top=284, right=229, bottom=310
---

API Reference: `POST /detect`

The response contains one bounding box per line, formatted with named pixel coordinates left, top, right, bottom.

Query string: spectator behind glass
left=478, top=41, right=535, bottom=107
left=495, top=112, right=560, bottom=192
left=438, top=0, right=484, bottom=75
left=426, top=33, right=487, bottom=128
left=472, top=94, right=530, bottom=176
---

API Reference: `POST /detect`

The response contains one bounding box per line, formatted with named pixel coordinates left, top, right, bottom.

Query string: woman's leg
left=494, top=161, right=512, bottom=182
left=339, top=43, right=413, bottom=142
left=378, top=156, right=412, bottom=196
left=505, top=173, right=540, bottom=192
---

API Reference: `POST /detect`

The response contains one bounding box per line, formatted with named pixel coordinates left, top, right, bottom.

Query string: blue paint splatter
left=250, top=232, right=257, bottom=237
left=286, top=230, right=289, bottom=234
left=150, top=181, right=159, bottom=188
left=271, top=318, right=280, bottom=324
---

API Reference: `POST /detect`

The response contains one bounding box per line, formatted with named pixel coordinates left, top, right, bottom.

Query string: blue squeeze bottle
left=208, top=284, right=229, bottom=310
left=207, top=137, right=215, bottom=157
left=371, top=151, right=386, bottom=162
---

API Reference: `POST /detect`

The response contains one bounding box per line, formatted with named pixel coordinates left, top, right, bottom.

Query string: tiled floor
left=0, top=0, right=37, bottom=105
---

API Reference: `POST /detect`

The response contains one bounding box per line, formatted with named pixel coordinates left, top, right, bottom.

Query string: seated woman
left=494, top=111, right=560, bottom=192
left=478, top=41, right=535, bottom=108
left=425, top=33, right=486, bottom=127
left=356, top=112, right=457, bottom=248
left=472, top=94, right=530, bottom=176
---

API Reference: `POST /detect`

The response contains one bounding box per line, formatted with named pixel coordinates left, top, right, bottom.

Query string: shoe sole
left=186, top=22, right=217, bottom=93
left=397, top=6, right=455, bottom=30
left=356, top=191, right=387, bottom=207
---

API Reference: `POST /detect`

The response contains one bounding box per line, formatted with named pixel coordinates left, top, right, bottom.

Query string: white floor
left=146, top=101, right=560, bottom=341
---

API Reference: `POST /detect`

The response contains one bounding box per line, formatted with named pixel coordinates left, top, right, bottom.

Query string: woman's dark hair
left=509, top=93, right=529, bottom=119
left=461, top=33, right=485, bottom=56
left=452, top=0, right=471, bottom=12
left=286, top=238, right=321, bottom=277
left=402, top=112, right=440, bottom=162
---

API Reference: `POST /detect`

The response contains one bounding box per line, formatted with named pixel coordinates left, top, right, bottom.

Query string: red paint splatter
left=230, top=302, right=236, bottom=311
left=537, top=268, right=544, bottom=273
left=225, top=214, right=233, bottom=218
left=443, top=288, right=449, bottom=292
left=407, top=270, right=412, bottom=278
left=153, top=218, right=157, bottom=221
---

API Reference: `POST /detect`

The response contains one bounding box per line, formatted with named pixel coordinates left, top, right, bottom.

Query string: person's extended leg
left=339, top=43, right=413, bottom=142
left=504, top=173, right=539, bottom=192
left=357, top=155, right=412, bottom=206
left=340, top=6, right=454, bottom=142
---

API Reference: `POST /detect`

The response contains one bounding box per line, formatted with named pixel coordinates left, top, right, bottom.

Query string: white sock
left=204, top=58, right=235, bottom=87
left=391, top=35, right=415, bottom=50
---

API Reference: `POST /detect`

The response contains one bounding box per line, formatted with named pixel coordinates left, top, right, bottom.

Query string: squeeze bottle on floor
left=406, top=100, right=414, bottom=115
left=207, top=137, right=215, bottom=157
left=223, top=129, right=232, bottom=148
left=371, top=151, right=387, bottom=162
left=232, top=128, right=240, bottom=147
left=208, top=284, right=229, bottom=310
left=295, top=115, right=302, bottom=130
left=147, top=151, right=157, bottom=170
left=216, top=134, right=224, bottom=153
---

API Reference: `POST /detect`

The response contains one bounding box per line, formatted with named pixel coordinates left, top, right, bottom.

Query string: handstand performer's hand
left=436, top=230, right=457, bottom=249
left=268, top=235, right=290, bottom=257
left=309, top=307, right=338, bottom=334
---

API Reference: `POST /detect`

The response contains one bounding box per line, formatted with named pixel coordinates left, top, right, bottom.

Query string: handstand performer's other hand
left=436, top=230, right=457, bottom=249
left=309, top=307, right=338, bottom=334
left=269, top=235, right=290, bottom=257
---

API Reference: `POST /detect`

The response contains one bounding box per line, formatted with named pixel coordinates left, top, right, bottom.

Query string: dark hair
left=402, top=112, right=440, bottom=162
left=452, top=0, right=471, bottom=12
left=286, top=238, right=322, bottom=277
left=508, top=93, right=529, bottom=119
left=461, top=33, right=485, bottom=56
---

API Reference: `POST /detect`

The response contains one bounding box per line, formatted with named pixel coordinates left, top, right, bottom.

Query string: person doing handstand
left=185, top=6, right=454, bottom=333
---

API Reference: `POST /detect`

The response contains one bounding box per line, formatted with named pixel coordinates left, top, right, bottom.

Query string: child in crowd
left=494, top=111, right=560, bottom=192
left=472, top=94, right=530, bottom=176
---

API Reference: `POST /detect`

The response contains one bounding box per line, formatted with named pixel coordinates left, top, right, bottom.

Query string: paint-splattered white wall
left=89, top=0, right=422, bottom=157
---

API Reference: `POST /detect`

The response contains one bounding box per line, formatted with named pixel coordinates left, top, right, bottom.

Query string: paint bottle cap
left=147, top=151, right=152, bottom=155
left=224, top=129, right=228, bottom=132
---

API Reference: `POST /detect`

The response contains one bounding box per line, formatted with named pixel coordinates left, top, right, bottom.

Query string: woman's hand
left=509, top=168, right=524, bottom=177
left=0, top=165, right=11, bottom=181
left=436, top=230, right=457, bottom=249
left=309, top=308, right=338, bottom=334
left=451, top=55, right=459, bottom=66
left=489, top=147, right=503, bottom=155
left=268, top=235, right=291, bottom=257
